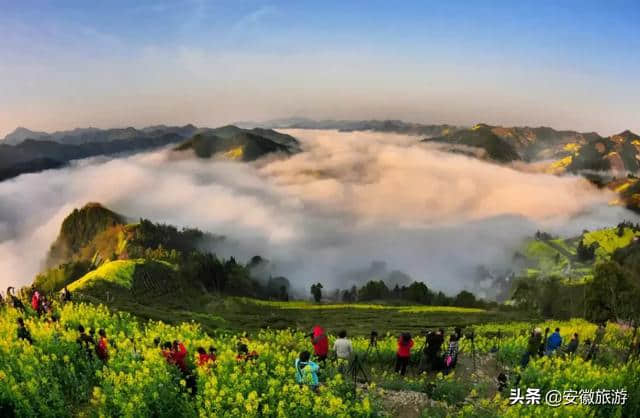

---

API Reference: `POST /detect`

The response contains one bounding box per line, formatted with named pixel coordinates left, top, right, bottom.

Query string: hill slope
left=67, top=259, right=180, bottom=299
left=423, top=123, right=602, bottom=163
left=173, top=125, right=299, bottom=161
left=35, top=203, right=293, bottom=312
left=0, top=129, right=190, bottom=181
left=423, top=123, right=521, bottom=162
left=47, top=203, right=126, bottom=266
left=515, top=225, right=640, bottom=282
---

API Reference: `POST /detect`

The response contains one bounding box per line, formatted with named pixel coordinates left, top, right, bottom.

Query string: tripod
left=470, top=336, right=477, bottom=372
left=346, top=355, right=369, bottom=391
left=365, top=335, right=381, bottom=362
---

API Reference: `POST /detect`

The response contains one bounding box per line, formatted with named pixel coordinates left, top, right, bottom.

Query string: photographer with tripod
left=421, top=328, right=445, bottom=372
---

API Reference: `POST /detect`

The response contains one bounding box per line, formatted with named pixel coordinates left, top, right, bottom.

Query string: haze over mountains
left=2, top=125, right=635, bottom=297
left=2, top=125, right=193, bottom=146
left=3, top=118, right=639, bottom=211
left=1, top=119, right=639, bottom=300
left=236, top=117, right=458, bottom=137
left=245, top=117, right=639, bottom=169
left=244, top=118, right=640, bottom=212
left=0, top=124, right=300, bottom=181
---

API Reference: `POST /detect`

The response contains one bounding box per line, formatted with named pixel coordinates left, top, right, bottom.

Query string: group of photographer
left=416, top=328, right=461, bottom=375
left=521, top=324, right=608, bottom=368
left=296, top=324, right=463, bottom=392
left=297, top=326, right=355, bottom=391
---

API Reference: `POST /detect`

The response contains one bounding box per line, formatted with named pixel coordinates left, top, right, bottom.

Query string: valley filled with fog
left=0, top=129, right=636, bottom=295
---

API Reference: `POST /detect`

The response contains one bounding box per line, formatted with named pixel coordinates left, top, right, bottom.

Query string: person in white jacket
left=333, top=330, right=353, bottom=360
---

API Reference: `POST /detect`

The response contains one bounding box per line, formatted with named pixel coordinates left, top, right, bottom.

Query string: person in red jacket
left=162, top=341, right=197, bottom=395
left=31, top=290, right=39, bottom=310
left=310, top=325, right=329, bottom=361
left=395, top=332, right=414, bottom=376
left=31, top=290, right=43, bottom=316
left=96, top=329, right=109, bottom=361
left=172, top=340, right=188, bottom=373
left=197, top=347, right=214, bottom=367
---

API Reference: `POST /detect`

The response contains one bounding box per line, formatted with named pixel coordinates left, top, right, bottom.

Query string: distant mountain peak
left=217, top=124, right=242, bottom=130
left=46, top=202, right=126, bottom=266
left=12, top=126, right=37, bottom=133
left=3, top=127, right=49, bottom=144
left=83, top=202, right=107, bottom=209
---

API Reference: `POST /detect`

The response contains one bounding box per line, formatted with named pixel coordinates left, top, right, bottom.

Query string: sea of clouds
left=0, top=129, right=636, bottom=295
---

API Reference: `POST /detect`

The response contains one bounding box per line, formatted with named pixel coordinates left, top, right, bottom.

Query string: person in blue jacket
left=546, top=327, right=563, bottom=355
left=295, top=350, right=319, bottom=390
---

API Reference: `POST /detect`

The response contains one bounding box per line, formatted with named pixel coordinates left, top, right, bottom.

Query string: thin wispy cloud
left=1, top=2, right=639, bottom=136
left=233, top=5, right=278, bottom=32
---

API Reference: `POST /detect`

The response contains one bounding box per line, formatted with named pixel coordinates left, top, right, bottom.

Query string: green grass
left=65, top=263, right=526, bottom=337
left=248, top=299, right=485, bottom=313
left=524, top=240, right=558, bottom=259
left=72, top=288, right=529, bottom=336
left=192, top=297, right=527, bottom=335
left=68, top=259, right=141, bottom=291
left=549, top=238, right=576, bottom=255
left=523, top=240, right=569, bottom=274
left=68, top=259, right=176, bottom=292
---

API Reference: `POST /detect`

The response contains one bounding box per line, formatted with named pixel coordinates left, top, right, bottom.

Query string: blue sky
left=0, top=0, right=638, bottom=136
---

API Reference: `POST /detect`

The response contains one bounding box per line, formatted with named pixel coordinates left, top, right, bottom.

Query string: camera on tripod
left=369, top=330, right=378, bottom=346
left=465, top=329, right=475, bottom=341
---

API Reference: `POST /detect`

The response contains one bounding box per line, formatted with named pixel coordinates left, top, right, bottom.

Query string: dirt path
left=378, top=388, right=433, bottom=418
left=362, top=353, right=504, bottom=417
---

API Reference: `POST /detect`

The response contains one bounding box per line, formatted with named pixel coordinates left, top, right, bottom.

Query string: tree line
left=309, top=280, right=496, bottom=309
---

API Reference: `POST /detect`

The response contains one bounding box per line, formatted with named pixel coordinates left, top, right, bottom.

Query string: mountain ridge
left=2, top=124, right=199, bottom=146
left=0, top=124, right=299, bottom=181
left=236, top=117, right=460, bottom=137
left=0, top=130, right=186, bottom=182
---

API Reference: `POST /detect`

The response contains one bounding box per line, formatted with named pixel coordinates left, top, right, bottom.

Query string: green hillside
left=518, top=226, right=640, bottom=282
left=508, top=223, right=640, bottom=320
left=68, top=259, right=140, bottom=290
left=67, top=259, right=177, bottom=293
left=36, top=204, right=293, bottom=320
